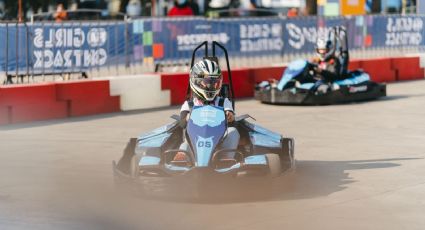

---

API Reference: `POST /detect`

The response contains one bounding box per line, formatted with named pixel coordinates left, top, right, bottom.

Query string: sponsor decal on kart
left=195, top=136, right=214, bottom=166
left=349, top=85, right=368, bottom=93
left=191, top=106, right=224, bottom=127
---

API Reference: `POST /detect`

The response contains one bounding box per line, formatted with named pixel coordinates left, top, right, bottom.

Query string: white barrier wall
left=105, top=75, right=171, bottom=111
left=419, top=54, right=425, bottom=68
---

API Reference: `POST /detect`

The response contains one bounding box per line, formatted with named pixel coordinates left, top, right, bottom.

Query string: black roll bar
left=187, top=41, right=236, bottom=111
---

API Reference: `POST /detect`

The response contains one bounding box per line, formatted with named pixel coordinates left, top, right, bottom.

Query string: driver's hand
left=314, top=67, right=322, bottom=73
left=226, top=111, right=235, bottom=123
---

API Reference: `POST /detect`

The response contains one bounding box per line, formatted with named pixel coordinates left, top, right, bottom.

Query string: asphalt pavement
left=1, top=80, right=425, bottom=230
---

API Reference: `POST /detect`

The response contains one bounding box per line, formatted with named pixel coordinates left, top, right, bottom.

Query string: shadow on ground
left=272, top=158, right=414, bottom=200
left=139, top=157, right=420, bottom=204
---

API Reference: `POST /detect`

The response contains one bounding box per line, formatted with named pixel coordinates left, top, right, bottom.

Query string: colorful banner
left=131, top=18, right=284, bottom=62
left=1, top=15, right=425, bottom=74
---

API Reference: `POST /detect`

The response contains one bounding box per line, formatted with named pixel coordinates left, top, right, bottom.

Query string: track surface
left=1, top=80, right=425, bottom=230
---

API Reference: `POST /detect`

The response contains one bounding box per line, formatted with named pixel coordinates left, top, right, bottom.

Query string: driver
left=311, top=26, right=349, bottom=83
left=174, top=59, right=240, bottom=162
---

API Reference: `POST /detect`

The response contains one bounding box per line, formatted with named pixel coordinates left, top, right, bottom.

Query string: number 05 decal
left=198, top=141, right=211, bottom=148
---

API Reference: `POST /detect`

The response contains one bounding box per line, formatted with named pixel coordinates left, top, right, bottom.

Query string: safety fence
left=1, top=15, right=425, bottom=83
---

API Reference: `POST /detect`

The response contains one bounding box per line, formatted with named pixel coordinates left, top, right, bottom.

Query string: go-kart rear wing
left=187, top=41, right=236, bottom=111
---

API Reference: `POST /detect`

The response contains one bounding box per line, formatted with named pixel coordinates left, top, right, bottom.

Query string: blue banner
left=1, top=15, right=425, bottom=75
left=132, top=17, right=284, bottom=62
left=0, top=22, right=128, bottom=75
left=372, top=15, right=425, bottom=47
left=282, top=17, right=353, bottom=54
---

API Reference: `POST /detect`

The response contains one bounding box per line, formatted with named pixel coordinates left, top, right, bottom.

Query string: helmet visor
left=193, top=77, right=222, bottom=91
left=317, top=48, right=328, bottom=54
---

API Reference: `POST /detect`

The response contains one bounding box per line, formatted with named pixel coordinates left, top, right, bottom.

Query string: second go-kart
left=113, top=41, right=295, bottom=197
left=255, top=59, right=386, bottom=105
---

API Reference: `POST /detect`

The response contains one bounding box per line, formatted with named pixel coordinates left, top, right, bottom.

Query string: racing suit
left=315, top=26, right=350, bottom=82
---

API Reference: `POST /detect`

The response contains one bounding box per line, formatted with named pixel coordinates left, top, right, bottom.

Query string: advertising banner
left=131, top=18, right=283, bottom=62
left=0, top=22, right=128, bottom=75
left=283, top=17, right=352, bottom=54
left=1, top=15, right=425, bottom=74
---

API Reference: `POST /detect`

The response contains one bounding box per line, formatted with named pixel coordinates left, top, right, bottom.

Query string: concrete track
left=1, top=80, right=425, bottom=230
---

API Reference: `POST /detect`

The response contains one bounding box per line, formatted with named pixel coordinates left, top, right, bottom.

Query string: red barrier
left=56, top=80, right=120, bottom=117
left=0, top=83, right=57, bottom=106
left=348, top=60, right=361, bottom=71
left=251, top=66, right=285, bottom=83
left=0, top=80, right=120, bottom=125
left=391, top=57, right=424, bottom=81
left=0, top=83, right=68, bottom=124
left=161, top=73, right=189, bottom=105
left=69, top=96, right=120, bottom=117
left=223, top=69, right=253, bottom=98
left=56, top=80, right=111, bottom=100
left=0, top=106, right=10, bottom=125
left=360, top=58, right=396, bottom=83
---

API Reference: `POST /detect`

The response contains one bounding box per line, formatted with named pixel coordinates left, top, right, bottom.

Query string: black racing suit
left=316, top=54, right=348, bottom=82
left=316, top=26, right=350, bottom=82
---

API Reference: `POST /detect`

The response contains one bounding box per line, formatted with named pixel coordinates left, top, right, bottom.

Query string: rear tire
left=265, top=153, right=281, bottom=178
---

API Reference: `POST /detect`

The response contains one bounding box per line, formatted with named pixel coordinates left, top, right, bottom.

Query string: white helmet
left=316, top=37, right=334, bottom=61
left=189, top=59, right=223, bottom=101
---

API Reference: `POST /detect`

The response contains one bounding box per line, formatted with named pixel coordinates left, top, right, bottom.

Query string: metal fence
left=1, top=14, right=425, bottom=84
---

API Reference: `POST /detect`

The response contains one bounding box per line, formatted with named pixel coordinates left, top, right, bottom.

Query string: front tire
left=265, top=153, right=281, bottom=178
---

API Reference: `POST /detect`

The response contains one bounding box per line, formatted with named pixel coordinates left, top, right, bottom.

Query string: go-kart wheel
left=265, top=153, right=281, bottom=178
left=129, top=155, right=139, bottom=178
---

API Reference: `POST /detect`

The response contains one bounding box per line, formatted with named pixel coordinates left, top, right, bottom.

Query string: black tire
left=265, top=153, right=281, bottom=178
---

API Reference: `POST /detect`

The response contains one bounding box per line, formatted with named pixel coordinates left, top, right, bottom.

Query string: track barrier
left=0, top=56, right=423, bottom=125
left=109, top=75, right=170, bottom=111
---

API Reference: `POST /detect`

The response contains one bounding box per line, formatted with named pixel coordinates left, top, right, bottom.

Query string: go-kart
left=113, top=41, right=295, bottom=196
left=255, top=59, right=386, bottom=105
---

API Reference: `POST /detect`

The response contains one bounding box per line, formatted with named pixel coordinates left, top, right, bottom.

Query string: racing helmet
left=316, top=37, right=334, bottom=61
left=189, top=59, right=223, bottom=102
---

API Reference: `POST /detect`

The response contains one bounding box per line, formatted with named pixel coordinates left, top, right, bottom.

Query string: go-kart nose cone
left=187, top=106, right=227, bottom=167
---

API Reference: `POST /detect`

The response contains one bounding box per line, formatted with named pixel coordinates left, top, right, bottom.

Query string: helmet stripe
left=207, top=60, right=211, bottom=73
left=203, top=60, right=209, bottom=72
left=211, top=61, right=216, bottom=73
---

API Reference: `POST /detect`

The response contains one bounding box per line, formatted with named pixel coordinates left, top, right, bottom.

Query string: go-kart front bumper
left=113, top=151, right=273, bottom=179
